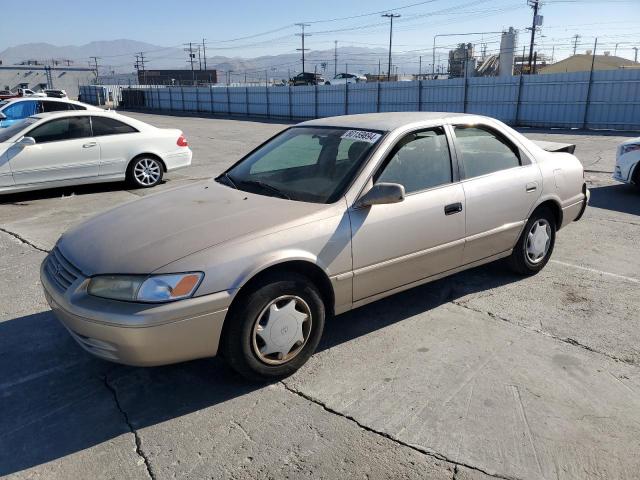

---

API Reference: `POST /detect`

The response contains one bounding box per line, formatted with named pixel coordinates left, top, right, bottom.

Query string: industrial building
left=0, top=65, right=94, bottom=99
left=137, top=69, right=218, bottom=85
left=539, top=52, right=640, bottom=74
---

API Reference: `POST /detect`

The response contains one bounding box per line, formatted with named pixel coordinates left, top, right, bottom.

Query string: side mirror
left=17, top=136, right=36, bottom=147
left=0, top=112, right=6, bottom=120
left=356, top=182, right=405, bottom=208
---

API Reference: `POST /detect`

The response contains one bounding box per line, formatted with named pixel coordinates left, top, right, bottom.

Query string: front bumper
left=41, top=254, right=231, bottom=367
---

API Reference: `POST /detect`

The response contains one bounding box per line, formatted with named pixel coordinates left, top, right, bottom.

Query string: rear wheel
left=221, top=272, right=325, bottom=382
left=508, top=207, right=556, bottom=275
left=127, top=156, right=163, bottom=188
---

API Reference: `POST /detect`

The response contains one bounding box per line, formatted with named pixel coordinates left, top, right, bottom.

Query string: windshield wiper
left=236, top=179, right=290, bottom=200
left=215, top=172, right=238, bottom=189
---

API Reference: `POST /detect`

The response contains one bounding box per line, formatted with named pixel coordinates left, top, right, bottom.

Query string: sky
left=1, top=0, right=638, bottom=69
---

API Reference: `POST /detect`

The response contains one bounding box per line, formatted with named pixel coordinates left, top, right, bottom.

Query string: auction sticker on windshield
left=341, top=130, right=382, bottom=143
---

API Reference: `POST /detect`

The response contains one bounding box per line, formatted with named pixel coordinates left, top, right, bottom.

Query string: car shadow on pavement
left=0, top=262, right=520, bottom=476
left=588, top=184, right=640, bottom=216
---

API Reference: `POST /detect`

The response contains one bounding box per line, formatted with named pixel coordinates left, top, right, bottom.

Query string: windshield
left=221, top=127, right=383, bottom=203
left=0, top=118, right=37, bottom=142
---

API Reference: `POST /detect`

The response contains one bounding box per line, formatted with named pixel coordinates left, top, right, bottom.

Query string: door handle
left=526, top=182, right=538, bottom=192
left=83, top=142, right=97, bottom=148
left=444, top=202, right=463, bottom=215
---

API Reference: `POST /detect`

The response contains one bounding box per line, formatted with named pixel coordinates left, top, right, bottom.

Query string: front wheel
left=127, top=156, right=163, bottom=188
left=221, top=272, right=326, bottom=382
left=508, top=207, right=556, bottom=275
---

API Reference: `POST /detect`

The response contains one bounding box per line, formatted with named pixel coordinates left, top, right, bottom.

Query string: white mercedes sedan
left=0, top=110, right=192, bottom=194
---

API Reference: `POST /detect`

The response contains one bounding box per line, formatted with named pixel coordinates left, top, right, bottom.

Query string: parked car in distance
left=40, top=112, right=589, bottom=382
left=325, top=73, right=367, bottom=85
left=613, top=136, right=640, bottom=188
left=44, top=89, right=68, bottom=98
left=0, top=90, right=19, bottom=101
left=289, top=72, right=326, bottom=86
left=18, top=88, right=46, bottom=98
left=0, top=110, right=192, bottom=194
left=0, top=97, right=101, bottom=127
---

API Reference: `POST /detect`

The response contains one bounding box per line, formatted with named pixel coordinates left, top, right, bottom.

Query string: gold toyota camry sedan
left=41, top=112, right=589, bottom=381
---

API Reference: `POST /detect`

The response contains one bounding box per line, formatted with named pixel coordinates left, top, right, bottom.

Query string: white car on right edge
left=613, top=137, right=640, bottom=188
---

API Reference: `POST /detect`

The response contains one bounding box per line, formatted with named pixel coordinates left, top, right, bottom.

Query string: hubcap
left=133, top=158, right=161, bottom=186
left=251, top=295, right=312, bottom=365
left=526, top=219, right=551, bottom=264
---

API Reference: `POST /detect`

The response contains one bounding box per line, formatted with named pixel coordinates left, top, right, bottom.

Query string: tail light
left=177, top=134, right=188, bottom=147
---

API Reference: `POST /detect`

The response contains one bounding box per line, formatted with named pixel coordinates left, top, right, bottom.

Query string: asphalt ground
left=1, top=111, right=639, bottom=480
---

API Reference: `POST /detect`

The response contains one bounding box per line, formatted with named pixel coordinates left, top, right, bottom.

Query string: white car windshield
left=219, top=127, right=384, bottom=203
left=0, top=118, right=37, bottom=142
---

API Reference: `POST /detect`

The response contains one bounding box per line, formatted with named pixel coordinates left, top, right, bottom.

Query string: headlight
left=88, top=273, right=203, bottom=303
left=621, top=144, right=640, bottom=155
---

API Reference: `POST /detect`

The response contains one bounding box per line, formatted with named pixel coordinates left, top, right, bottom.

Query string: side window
left=41, top=101, right=72, bottom=113
left=454, top=126, right=520, bottom=178
left=91, top=116, right=138, bottom=136
left=376, top=128, right=452, bottom=194
left=27, top=117, right=92, bottom=143
left=2, top=101, right=38, bottom=119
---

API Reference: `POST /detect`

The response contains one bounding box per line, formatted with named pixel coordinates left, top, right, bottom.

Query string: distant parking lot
left=1, top=111, right=639, bottom=479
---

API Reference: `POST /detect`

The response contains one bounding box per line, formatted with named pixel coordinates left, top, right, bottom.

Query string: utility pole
left=137, top=52, right=146, bottom=84
left=572, top=34, right=581, bottom=56
left=634, top=47, right=639, bottom=63
left=334, top=40, right=338, bottom=77
left=295, top=23, right=310, bottom=73
left=197, top=46, right=202, bottom=70
left=382, top=13, right=401, bottom=81
left=202, top=38, right=207, bottom=71
left=419, top=56, right=422, bottom=79
left=185, top=43, right=196, bottom=84
left=527, top=0, right=541, bottom=74
left=90, top=56, right=100, bottom=84
left=378, top=59, right=381, bottom=80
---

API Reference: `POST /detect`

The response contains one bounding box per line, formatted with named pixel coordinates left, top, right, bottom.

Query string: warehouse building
left=540, top=52, right=640, bottom=74
left=137, top=69, right=217, bottom=85
left=0, top=64, right=94, bottom=99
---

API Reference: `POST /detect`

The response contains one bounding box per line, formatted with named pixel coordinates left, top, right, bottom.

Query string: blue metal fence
left=80, top=68, right=640, bottom=130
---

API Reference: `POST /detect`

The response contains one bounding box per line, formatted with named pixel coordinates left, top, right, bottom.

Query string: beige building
left=540, top=53, right=639, bottom=74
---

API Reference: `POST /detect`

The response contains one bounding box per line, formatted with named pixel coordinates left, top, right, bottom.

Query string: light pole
left=382, top=13, right=401, bottom=81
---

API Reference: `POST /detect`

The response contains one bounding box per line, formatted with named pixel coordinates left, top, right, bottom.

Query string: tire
left=221, top=272, right=326, bottom=382
left=127, top=156, right=163, bottom=188
left=508, top=206, right=556, bottom=275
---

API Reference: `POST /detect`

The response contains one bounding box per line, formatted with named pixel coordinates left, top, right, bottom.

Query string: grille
left=45, top=247, right=82, bottom=291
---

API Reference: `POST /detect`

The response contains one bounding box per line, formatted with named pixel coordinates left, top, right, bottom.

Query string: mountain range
left=0, top=39, right=425, bottom=79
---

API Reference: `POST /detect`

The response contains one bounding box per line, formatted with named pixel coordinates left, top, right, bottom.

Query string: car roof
left=298, top=112, right=478, bottom=132
left=28, top=110, right=154, bottom=130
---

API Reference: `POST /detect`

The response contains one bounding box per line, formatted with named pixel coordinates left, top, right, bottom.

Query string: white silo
left=499, top=27, right=517, bottom=77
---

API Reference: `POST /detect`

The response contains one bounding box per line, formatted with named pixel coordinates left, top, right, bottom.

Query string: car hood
left=58, top=180, right=331, bottom=276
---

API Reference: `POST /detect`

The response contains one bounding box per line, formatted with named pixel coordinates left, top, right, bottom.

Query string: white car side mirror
left=17, top=136, right=36, bottom=147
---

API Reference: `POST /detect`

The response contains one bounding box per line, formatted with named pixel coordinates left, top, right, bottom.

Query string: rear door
left=90, top=116, right=141, bottom=176
left=9, top=116, right=99, bottom=186
left=451, top=124, right=542, bottom=264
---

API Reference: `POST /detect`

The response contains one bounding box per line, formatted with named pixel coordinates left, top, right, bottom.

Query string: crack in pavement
left=0, top=227, right=49, bottom=253
left=102, top=373, right=155, bottom=480
left=280, top=381, right=519, bottom=480
left=450, top=300, right=636, bottom=366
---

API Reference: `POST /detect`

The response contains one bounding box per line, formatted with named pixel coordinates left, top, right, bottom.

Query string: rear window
left=91, top=116, right=138, bottom=136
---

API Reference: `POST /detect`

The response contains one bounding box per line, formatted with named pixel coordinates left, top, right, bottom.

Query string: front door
left=9, top=116, right=100, bottom=186
left=350, top=127, right=466, bottom=302
left=451, top=124, right=542, bottom=264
